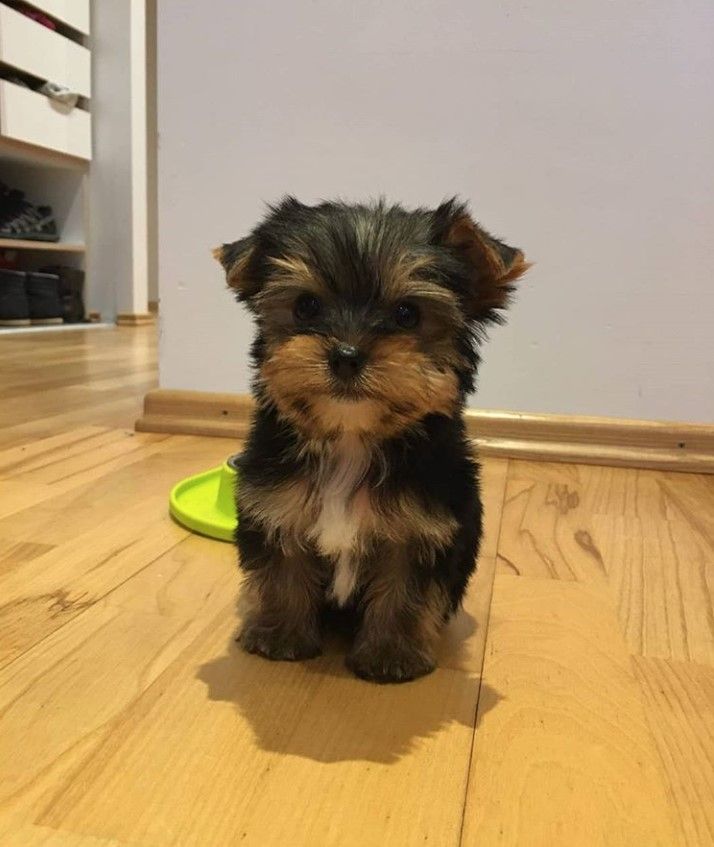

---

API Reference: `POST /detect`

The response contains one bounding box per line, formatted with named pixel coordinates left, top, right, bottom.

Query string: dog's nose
left=328, top=343, right=365, bottom=381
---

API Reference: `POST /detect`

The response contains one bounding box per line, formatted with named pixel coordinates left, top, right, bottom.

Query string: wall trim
left=117, top=312, right=155, bottom=326
left=135, top=389, right=714, bottom=473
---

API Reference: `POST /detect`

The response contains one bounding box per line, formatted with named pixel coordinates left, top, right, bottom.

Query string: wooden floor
left=0, top=326, right=712, bottom=846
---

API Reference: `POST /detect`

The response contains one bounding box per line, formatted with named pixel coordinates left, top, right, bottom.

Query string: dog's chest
left=309, top=435, right=373, bottom=605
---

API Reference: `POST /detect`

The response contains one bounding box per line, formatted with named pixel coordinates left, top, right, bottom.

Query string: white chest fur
left=309, top=434, right=372, bottom=606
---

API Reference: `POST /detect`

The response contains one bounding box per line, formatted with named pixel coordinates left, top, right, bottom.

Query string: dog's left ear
left=434, top=201, right=530, bottom=321
left=212, top=236, right=259, bottom=300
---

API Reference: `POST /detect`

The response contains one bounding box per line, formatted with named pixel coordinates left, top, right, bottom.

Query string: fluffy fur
left=216, top=197, right=528, bottom=683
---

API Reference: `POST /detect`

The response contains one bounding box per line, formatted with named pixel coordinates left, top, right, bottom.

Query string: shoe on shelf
left=26, top=271, right=63, bottom=325
left=0, top=183, right=25, bottom=227
left=40, top=81, right=79, bottom=108
left=0, top=197, right=59, bottom=242
left=41, top=265, right=85, bottom=323
left=5, top=75, right=36, bottom=91
left=0, top=269, right=30, bottom=327
left=19, top=6, right=57, bottom=30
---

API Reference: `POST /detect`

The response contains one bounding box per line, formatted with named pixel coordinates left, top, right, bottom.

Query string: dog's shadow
left=196, top=611, right=502, bottom=765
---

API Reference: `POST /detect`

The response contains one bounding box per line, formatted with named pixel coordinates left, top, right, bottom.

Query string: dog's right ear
left=212, top=236, right=259, bottom=299
left=432, top=199, right=530, bottom=323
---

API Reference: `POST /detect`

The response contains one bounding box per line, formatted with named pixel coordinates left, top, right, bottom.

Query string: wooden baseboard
left=135, top=389, right=714, bottom=473
left=463, top=409, right=714, bottom=472
left=117, top=313, right=155, bottom=327
left=137, top=389, right=253, bottom=438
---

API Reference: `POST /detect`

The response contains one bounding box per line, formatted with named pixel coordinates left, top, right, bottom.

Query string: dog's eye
left=293, top=293, right=321, bottom=321
left=393, top=301, right=420, bottom=329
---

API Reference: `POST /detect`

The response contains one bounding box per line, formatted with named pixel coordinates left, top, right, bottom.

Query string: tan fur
left=386, top=252, right=458, bottom=308
left=346, top=548, right=448, bottom=681
left=363, top=335, right=460, bottom=435
left=380, top=493, right=458, bottom=555
left=239, top=543, right=326, bottom=660
left=260, top=332, right=459, bottom=440
left=225, top=248, right=254, bottom=292
left=239, top=477, right=314, bottom=546
left=268, top=254, right=317, bottom=285
left=416, top=583, right=450, bottom=646
left=500, top=254, right=533, bottom=284
left=384, top=252, right=437, bottom=295
left=259, top=334, right=332, bottom=429
left=241, top=474, right=455, bottom=561
left=360, top=547, right=412, bottom=629
left=239, top=424, right=456, bottom=614
left=446, top=216, right=504, bottom=280
left=445, top=214, right=530, bottom=313
left=309, top=397, right=383, bottom=435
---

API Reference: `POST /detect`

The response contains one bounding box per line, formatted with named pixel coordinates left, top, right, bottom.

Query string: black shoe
left=26, top=272, right=63, bottom=324
left=0, top=269, right=30, bottom=326
left=0, top=200, right=59, bottom=242
left=0, top=184, right=24, bottom=228
left=41, top=265, right=85, bottom=323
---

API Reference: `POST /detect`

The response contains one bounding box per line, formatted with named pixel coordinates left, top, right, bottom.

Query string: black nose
left=329, top=343, right=365, bottom=380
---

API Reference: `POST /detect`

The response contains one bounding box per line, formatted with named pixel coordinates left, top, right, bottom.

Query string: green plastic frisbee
left=169, top=454, right=240, bottom=542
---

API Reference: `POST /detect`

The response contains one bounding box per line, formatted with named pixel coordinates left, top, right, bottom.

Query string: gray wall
left=157, top=1, right=714, bottom=422
left=90, top=0, right=150, bottom=318
left=146, top=0, right=158, bottom=304
left=89, top=0, right=132, bottom=320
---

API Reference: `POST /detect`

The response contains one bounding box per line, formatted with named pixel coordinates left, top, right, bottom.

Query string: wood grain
left=495, top=461, right=714, bottom=665
left=0, top=239, right=85, bottom=253
left=0, top=539, right=54, bottom=573
left=592, top=514, right=714, bottom=664
left=0, top=534, right=237, bottom=826
left=136, top=387, right=254, bottom=438
left=633, top=657, right=714, bottom=846
left=467, top=408, right=714, bottom=452
left=135, top=389, right=714, bottom=472
left=0, top=816, right=123, bottom=846
left=115, top=314, right=155, bottom=327
left=0, top=327, right=157, bottom=450
left=462, top=575, right=684, bottom=846
left=495, top=462, right=609, bottom=582
left=475, top=436, right=714, bottom=474
left=653, top=472, right=714, bottom=552
left=1, top=323, right=713, bottom=845
left=37, top=608, right=479, bottom=847
left=0, top=434, right=232, bottom=667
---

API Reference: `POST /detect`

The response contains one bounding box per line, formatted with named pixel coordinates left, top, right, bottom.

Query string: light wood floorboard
left=0, top=326, right=711, bottom=845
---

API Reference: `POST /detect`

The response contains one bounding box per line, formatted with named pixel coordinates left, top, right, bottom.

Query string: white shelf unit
left=0, top=0, right=91, bottom=326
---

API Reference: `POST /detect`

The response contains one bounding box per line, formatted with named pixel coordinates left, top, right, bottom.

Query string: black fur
left=218, top=197, right=526, bottom=683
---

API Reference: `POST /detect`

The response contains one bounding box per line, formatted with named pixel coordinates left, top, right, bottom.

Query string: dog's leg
left=237, top=525, right=324, bottom=661
left=346, top=547, right=448, bottom=683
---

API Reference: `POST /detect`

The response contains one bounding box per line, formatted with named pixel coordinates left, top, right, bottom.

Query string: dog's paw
left=239, top=625, right=322, bottom=662
left=346, top=645, right=435, bottom=684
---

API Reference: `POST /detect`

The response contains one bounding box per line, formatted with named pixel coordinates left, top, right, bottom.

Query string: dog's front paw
left=239, top=625, right=322, bottom=662
left=346, top=643, right=435, bottom=684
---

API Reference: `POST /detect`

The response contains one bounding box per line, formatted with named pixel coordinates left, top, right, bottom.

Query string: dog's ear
left=433, top=200, right=530, bottom=321
left=212, top=236, right=259, bottom=299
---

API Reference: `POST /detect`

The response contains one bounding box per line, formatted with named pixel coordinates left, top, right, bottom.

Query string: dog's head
left=215, top=198, right=529, bottom=439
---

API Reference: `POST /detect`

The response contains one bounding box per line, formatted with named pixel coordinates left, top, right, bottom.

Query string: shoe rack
left=0, top=0, right=92, bottom=328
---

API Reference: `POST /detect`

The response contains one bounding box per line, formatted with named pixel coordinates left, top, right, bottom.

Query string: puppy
left=215, top=198, right=528, bottom=683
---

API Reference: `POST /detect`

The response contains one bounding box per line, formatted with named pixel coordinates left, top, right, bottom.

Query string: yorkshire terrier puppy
left=215, top=197, right=528, bottom=683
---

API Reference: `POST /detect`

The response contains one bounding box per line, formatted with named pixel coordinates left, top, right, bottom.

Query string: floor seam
left=456, top=458, right=510, bottom=846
